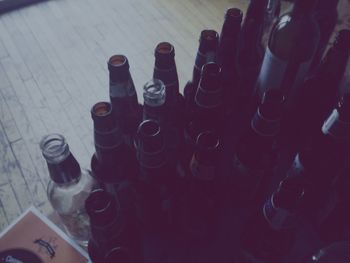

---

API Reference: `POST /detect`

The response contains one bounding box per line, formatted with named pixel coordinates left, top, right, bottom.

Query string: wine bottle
left=255, top=0, right=320, bottom=108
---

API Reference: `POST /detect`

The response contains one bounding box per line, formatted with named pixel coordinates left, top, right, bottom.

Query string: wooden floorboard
left=0, top=0, right=349, bottom=238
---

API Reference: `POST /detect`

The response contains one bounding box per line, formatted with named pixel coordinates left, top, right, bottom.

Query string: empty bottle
left=135, top=119, right=176, bottom=229
left=239, top=176, right=305, bottom=263
left=217, top=8, right=243, bottom=113
left=231, top=90, right=284, bottom=204
left=86, top=189, right=142, bottom=263
left=255, top=0, right=320, bottom=108
left=183, top=131, right=222, bottom=240
left=40, top=133, right=98, bottom=247
left=90, top=101, right=138, bottom=210
left=108, top=55, right=142, bottom=148
left=184, top=30, right=219, bottom=118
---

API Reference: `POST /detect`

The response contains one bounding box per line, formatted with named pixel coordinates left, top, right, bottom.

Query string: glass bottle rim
left=40, top=133, right=70, bottom=164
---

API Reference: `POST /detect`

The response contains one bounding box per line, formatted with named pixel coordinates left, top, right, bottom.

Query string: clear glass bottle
left=40, top=133, right=98, bottom=247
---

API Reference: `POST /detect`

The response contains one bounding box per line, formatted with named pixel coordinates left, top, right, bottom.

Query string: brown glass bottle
left=108, top=55, right=142, bottom=148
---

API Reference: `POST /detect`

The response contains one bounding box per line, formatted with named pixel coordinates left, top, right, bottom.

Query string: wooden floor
left=0, top=0, right=349, bottom=234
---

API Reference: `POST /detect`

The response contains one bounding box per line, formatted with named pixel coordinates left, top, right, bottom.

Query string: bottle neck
left=47, top=153, right=81, bottom=185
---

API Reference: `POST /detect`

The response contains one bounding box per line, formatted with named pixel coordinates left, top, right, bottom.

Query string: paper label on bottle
left=256, top=47, right=311, bottom=102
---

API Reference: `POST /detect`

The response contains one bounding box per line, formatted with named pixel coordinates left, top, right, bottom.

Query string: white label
left=256, top=47, right=311, bottom=103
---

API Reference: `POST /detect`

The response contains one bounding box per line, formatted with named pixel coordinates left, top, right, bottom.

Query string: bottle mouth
left=201, top=30, right=219, bottom=41
left=143, top=79, right=166, bottom=106
left=85, top=189, right=114, bottom=215
left=40, top=133, right=70, bottom=163
left=108, top=55, right=127, bottom=67
left=225, top=8, right=243, bottom=20
left=156, top=42, right=174, bottom=55
left=91, top=102, right=112, bottom=117
left=196, top=131, right=220, bottom=151
left=139, top=119, right=160, bottom=138
left=136, top=120, right=164, bottom=156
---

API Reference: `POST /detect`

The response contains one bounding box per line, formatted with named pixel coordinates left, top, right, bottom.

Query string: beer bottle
left=135, top=119, right=176, bottom=230
left=40, top=133, right=98, bottom=247
left=231, top=90, right=284, bottom=204
left=262, top=0, right=281, bottom=47
left=108, top=55, right=142, bottom=148
left=183, top=63, right=224, bottom=170
left=238, top=0, right=269, bottom=109
left=238, top=176, right=305, bottom=263
left=184, top=30, right=219, bottom=118
left=255, top=0, right=320, bottom=109
left=90, top=101, right=138, bottom=210
left=183, top=131, right=222, bottom=240
left=217, top=8, right=242, bottom=113
left=309, top=0, right=339, bottom=73
left=85, top=189, right=142, bottom=263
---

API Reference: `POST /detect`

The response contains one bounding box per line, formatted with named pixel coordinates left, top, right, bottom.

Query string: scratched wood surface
left=0, top=0, right=349, bottom=251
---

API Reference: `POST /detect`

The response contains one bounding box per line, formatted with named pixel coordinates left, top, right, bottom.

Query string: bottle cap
left=108, top=55, right=130, bottom=82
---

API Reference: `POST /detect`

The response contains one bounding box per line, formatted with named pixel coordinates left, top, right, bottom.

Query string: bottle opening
left=201, top=62, right=221, bottom=78
left=85, top=189, right=113, bottom=214
left=92, top=102, right=112, bottom=117
left=40, top=134, right=70, bottom=163
left=143, top=79, right=166, bottom=106
left=226, top=8, right=243, bottom=19
left=104, top=247, right=131, bottom=263
left=138, top=119, right=160, bottom=138
left=108, top=55, right=127, bottom=67
left=156, top=42, right=173, bottom=55
left=196, top=131, right=220, bottom=151
left=201, top=30, right=219, bottom=41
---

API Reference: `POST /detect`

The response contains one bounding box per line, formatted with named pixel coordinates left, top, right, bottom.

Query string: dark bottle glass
left=262, top=0, right=282, bottom=47
left=231, top=90, right=284, bottom=204
left=135, top=119, right=176, bottom=230
left=217, top=8, right=243, bottom=113
left=183, top=131, right=222, bottom=240
left=108, top=55, right=142, bottom=148
left=90, top=101, right=138, bottom=209
left=285, top=29, right=350, bottom=147
left=309, top=0, right=339, bottom=73
left=183, top=63, right=224, bottom=170
left=255, top=0, right=320, bottom=108
left=238, top=176, right=305, bottom=263
left=86, top=189, right=142, bottom=263
left=238, top=0, right=269, bottom=109
left=40, top=133, right=98, bottom=247
left=104, top=247, right=133, bottom=263
left=184, top=30, right=219, bottom=117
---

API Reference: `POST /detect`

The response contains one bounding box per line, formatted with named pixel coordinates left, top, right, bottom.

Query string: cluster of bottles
left=39, top=0, right=350, bottom=262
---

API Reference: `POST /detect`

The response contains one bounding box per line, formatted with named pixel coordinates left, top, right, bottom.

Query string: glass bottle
left=255, top=0, right=320, bottom=109
left=238, top=176, right=305, bottom=263
left=217, top=8, right=243, bottom=113
left=40, top=133, right=98, bottom=247
left=231, top=90, right=284, bottom=204
left=143, top=79, right=166, bottom=125
left=108, top=55, right=142, bottom=148
left=184, top=30, right=219, bottom=119
left=238, top=0, right=269, bottom=109
left=90, top=101, right=138, bottom=210
left=135, top=119, right=176, bottom=230
left=85, top=189, right=142, bottom=263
